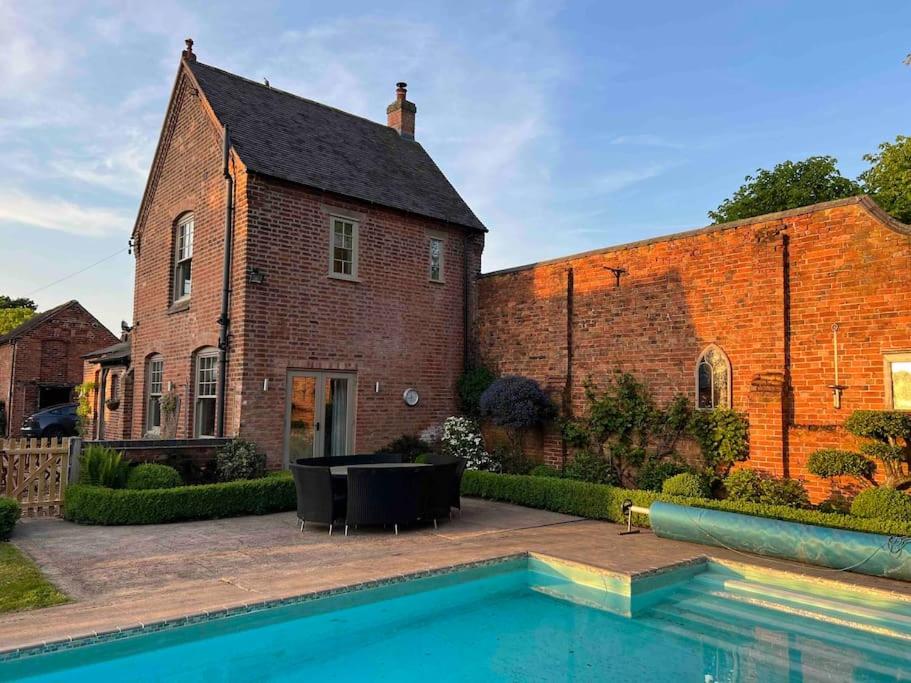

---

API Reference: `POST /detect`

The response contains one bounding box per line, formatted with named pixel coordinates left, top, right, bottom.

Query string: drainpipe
left=97, top=367, right=108, bottom=441
left=216, top=125, right=234, bottom=438
left=462, top=233, right=470, bottom=369
left=5, top=340, right=16, bottom=437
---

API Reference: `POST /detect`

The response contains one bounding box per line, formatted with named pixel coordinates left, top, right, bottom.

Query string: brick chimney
left=386, top=82, right=416, bottom=140
left=182, top=37, right=196, bottom=62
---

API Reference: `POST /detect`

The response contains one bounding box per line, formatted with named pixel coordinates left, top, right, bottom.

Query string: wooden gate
left=1, top=438, right=74, bottom=517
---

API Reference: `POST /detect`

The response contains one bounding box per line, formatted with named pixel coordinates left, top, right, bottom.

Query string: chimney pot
left=182, top=37, right=196, bottom=62
left=387, top=81, right=416, bottom=140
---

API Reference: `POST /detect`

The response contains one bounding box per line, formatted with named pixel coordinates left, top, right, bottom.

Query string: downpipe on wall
left=216, top=124, right=234, bottom=438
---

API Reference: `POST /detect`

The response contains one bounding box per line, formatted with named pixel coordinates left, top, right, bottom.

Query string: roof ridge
left=192, top=60, right=398, bottom=134
left=0, top=300, right=79, bottom=345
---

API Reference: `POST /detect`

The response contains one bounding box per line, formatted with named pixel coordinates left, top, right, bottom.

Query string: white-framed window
left=329, top=216, right=358, bottom=279
left=194, top=349, right=218, bottom=437
left=173, top=214, right=194, bottom=301
left=884, top=352, right=911, bottom=410
left=429, top=236, right=444, bottom=282
left=696, top=345, right=731, bottom=410
left=109, top=373, right=120, bottom=401
left=146, top=356, right=164, bottom=433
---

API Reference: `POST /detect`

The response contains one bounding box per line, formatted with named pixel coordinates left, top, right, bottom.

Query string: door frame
left=283, top=370, right=357, bottom=468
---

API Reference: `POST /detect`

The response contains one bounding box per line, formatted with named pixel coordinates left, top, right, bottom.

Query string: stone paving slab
left=1, top=498, right=909, bottom=652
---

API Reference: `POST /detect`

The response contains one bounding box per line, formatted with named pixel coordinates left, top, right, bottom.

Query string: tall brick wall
left=0, top=304, right=117, bottom=436
left=476, top=198, right=911, bottom=501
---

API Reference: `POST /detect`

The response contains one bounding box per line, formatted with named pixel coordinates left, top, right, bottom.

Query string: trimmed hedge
left=662, top=472, right=709, bottom=498
left=851, top=487, right=911, bottom=522
left=461, top=471, right=911, bottom=537
left=126, top=463, right=183, bottom=490
left=0, top=497, right=21, bottom=540
left=64, top=473, right=295, bottom=525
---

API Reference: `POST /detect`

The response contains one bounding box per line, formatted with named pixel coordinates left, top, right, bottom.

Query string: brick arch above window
left=695, top=344, right=732, bottom=410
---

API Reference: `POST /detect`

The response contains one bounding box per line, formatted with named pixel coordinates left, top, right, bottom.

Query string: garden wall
left=475, top=197, right=911, bottom=502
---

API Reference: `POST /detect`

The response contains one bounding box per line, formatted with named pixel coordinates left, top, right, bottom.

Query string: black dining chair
left=345, top=466, right=425, bottom=536
left=422, top=454, right=468, bottom=516
left=289, top=463, right=346, bottom=535
left=421, top=461, right=458, bottom=529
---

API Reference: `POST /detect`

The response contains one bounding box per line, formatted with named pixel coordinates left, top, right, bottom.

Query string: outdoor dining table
left=329, top=462, right=431, bottom=477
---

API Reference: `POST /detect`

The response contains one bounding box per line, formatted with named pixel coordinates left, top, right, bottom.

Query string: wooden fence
left=1, top=437, right=77, bottom=517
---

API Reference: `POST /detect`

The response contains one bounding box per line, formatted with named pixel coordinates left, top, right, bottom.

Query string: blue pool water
left=3, top=555, right=911, bottom=682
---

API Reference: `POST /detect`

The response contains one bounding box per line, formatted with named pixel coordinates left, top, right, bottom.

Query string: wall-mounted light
left=263, top=378, right=270, bottom=392
left=248, top=267, right=265, bottom=284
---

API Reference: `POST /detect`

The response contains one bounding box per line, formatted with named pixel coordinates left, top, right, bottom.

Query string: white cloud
left=0, top=190, right=130, bottom=237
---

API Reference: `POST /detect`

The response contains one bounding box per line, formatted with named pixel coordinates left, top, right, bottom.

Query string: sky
left=1, top=1, right=909, bottom=332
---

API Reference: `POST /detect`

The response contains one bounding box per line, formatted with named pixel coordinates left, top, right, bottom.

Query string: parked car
left=20, top=403, right=78, bottom=438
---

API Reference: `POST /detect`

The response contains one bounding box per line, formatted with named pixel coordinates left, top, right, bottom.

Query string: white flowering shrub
left=442, top=416, right=493, bottom=470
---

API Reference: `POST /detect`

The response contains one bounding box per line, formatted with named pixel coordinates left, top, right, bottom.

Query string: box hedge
left=0, top=497, right=21, bottom=540
left=64, top=472, right=295, bottom=525
left=461, top=470, right=911, bottom=537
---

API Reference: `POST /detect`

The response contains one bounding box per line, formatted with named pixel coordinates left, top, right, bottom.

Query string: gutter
left=5, top=341, right=16, bottom=437
left=216, top=125, right=234, bottom=438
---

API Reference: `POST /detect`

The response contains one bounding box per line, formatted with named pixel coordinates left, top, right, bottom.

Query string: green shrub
left=64, top=476, right=295, bottom=525
left=850, top=487, right=911, bottom=522
left=79, top=445, right=129, bottom=488
left=126, top=464, right=183, bottom=490
left=489, top=446, right=533, bottom=475
left=845, top=410, right=911, bottom=442
left=377, top=434, right=432, bottom=463
left=758, top=477, right=810, bottom=508
left=216, top=439, right=265, bottom=482
left=662, top=472, right=709, bottom=498
left=564, top=451, right=616, bottom=485
left=457, top=366, right=496, bottom=417
left=0, top=497, right=21, bottom=540
left=636, top=460, right=688, bottom=492
left=460, top=470, right=911, bottom=537
left=529, top=464, right=561, bottom=478
left=807, top=449, right=875, bottom=481
left=724, top=469, right=763, bottom=502
left=688, top=408, right=750, bottom=475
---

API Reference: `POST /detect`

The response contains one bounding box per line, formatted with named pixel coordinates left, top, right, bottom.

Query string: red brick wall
left=476, top=198, right=911, bottom=502
left=0, top=304, right=117, bottom=436
left=129, top=62, right=484, bottom=466
left=236, top=175, right=483, bottom=464
left=129, top=69, right=248, bottom=441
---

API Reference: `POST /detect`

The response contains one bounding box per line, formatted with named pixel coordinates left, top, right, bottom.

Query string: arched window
left=173, top=213, right=194, bottom=302
left=146, top=354, right=164, bottom=434
left=194, top=347, right=218, bottom=438
left=696, top=345, right=731, bottom=410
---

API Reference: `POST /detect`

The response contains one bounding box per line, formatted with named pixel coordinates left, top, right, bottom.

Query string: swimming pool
left=2, top=554, right=910, bottom=682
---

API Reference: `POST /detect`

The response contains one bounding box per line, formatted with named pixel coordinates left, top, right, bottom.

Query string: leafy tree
left=0, top=307, right=35, bottom=335
left=708, top=156, right=860, bottom=224
left=859, top=135, right=911, bottom=223
left=0, top=296, right=36, bottom=311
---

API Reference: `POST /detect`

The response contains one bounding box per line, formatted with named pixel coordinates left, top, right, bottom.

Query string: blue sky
left=1, top=0, right=908, bottom=331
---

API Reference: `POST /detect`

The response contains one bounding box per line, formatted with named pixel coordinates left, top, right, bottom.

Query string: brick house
left=123, top=41, right=485, bottom=466
left=476, top=197, right=911, bottom=501
left=0, top=300, right=118, bottom=437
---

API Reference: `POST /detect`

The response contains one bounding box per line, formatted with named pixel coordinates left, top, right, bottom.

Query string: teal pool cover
left=650, top=501, right=911, bottom=581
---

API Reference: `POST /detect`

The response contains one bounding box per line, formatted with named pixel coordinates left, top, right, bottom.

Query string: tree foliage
left=0, top=296, right=36, bottom=311
left=0, top=307, right=35, bottom=335
left=708, top=156, right=860, bottom=224
left=860, top=135, right=911, bottom=223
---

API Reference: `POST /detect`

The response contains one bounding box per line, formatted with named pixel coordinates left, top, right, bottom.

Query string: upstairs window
left=173, top=214, right=194, bottom=301
left=429, top=236, right=444, bottom=282
left=330, top=217, right=358, bottom=279
left=146, top=356, right=164, bottom=433
left=194, top=349, right=218, bottom=437
left=696, top=345, right=731, bottom=410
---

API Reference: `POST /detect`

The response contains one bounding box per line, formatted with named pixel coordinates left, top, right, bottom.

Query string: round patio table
left=329, top=462, right=430, bottom=477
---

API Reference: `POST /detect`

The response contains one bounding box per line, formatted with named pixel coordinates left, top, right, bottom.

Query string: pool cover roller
left=649, top=502, right=911, bottom=581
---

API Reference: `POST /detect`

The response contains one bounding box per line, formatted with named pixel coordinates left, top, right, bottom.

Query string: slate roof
left=82, top=340, right=131, bottom=364
left=187, top=61, right=486, bottom=232
left=0, top=300, right=80, bottom=346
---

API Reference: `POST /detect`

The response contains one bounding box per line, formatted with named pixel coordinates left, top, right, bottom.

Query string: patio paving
left=2, top=498, right=910, bottom=652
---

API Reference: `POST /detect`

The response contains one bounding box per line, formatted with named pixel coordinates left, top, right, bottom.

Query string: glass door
left=284, top=371, right=356, bottom=466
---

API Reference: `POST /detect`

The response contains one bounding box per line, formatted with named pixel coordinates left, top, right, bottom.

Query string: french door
left=284, top=371, right=356, bottom=466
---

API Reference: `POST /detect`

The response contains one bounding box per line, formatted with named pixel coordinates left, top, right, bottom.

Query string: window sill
left=429, top=278, right=445, bottom=285
left=327, top=273, right=361, bottom=283
left=168, top=299, right=190, bottom=315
